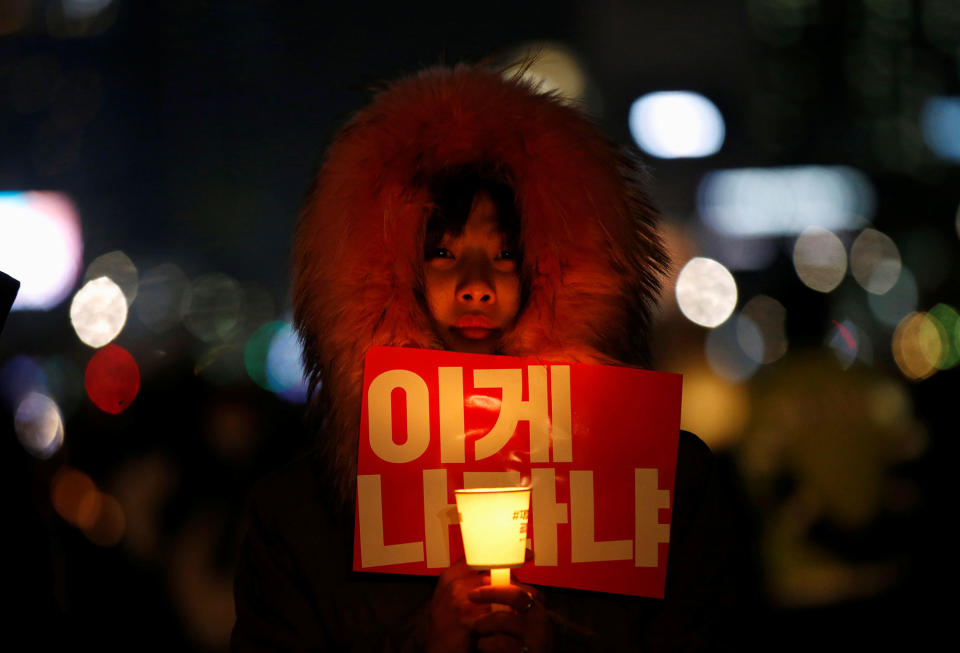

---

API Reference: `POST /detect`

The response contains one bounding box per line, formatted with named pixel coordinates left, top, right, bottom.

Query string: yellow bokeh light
left=675, top=257, right=738, bottom=328
left=793, top=227, right=847, bottom=293
left=891, top=312, right=942, bottom=380
left=502, top=42, right=587, bottom=103
left=679, top=363, right=750, bottom=450
left=70, top=275, right=128, bottom=347
left=850, top=228, right=901, bottom=294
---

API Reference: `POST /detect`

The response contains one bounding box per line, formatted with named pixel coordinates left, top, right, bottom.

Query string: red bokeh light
left=85, top=344, right=140, bottom=414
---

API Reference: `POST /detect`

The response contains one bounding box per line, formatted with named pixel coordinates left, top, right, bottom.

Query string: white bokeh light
left=629, top=91, right=725, bottom=158
left=14, top=391, right=64, bottom=459
left=675, top=257, right=738, bottom=328
left=70, top=276, right=128, bottom=347
left=0, top=192, right=83, bottom=311
left=698, top=166, right=875, bottom=237
left=84, top=250, right=139, bottom=306
left=738, top=295, right=788, bottom=364
left=793, top=227, right=847, bottom=293
left=62, top=0, right=114, bottom=20
left=850, top=228, right=901, bottom=295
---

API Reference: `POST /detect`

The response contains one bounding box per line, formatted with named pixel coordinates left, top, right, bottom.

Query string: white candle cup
left=454, top=486, right=531, bottom=571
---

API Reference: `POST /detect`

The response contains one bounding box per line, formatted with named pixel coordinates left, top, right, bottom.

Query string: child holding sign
left=232, top=65, right=746, bottom=652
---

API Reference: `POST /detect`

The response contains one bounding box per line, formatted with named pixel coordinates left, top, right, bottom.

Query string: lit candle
left=454, top=486, right=531, bottom=610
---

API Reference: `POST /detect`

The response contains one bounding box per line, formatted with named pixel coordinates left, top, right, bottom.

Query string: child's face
left=424, top=190, right=521, bottom=354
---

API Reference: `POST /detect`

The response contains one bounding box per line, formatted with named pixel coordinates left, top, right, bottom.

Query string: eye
left=498, top=249, right=515, bottom=260
left=426, top=247, right=453, bottom=260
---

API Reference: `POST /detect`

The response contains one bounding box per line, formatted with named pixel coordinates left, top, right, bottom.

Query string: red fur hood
left=292, top=65, right=668, bottom=489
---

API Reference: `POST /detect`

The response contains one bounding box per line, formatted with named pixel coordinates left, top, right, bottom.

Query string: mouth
left=451, top=314, right=500, bottom=340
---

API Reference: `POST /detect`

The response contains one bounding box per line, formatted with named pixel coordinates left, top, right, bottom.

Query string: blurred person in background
left=231, top=64, right=750, bottom=652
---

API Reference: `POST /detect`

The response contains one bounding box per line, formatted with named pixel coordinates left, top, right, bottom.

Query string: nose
left=456, top=256, right=496, bottom=304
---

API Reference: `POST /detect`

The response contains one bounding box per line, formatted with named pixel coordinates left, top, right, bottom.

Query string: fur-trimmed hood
left=292, top=65, right=668, bottom=494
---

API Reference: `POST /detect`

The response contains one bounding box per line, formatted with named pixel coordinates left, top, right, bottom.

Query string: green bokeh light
left=244, top=321, right=286, bottom=391
left=929, top=303, right=960, bottom=369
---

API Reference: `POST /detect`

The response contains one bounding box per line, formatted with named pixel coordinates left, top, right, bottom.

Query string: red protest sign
left=353, top=346, right=682, bottom=598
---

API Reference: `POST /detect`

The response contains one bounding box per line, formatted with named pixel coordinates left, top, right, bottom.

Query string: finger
left=468, top=586, right=536, bottom=613
left=512, top=581, right=543, bottom=605
left=439, top=557, right=486, bottom=584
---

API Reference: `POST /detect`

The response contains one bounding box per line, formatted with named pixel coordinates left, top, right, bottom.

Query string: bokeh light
left=244, top=321, right=286, bottom=391
left=850, top=229, right=901, bottom=295
left=181, top=273, right=243, bottom=342
left=134, top=263, right=189, bottom=333
left=629, top=91, right=725, bottom=158
left=706, top=317, right=760, bottom=382
left=265, top=323, right=309, bottom=403
left=1, top=191, right=83, bottom=311
left=928, top=303, right=959, bottom=369
left=827, top=319, right=860, bottom=369
left=0, top=354, right=47, bottom=411
left=50, top=465, right=126, bottom=546
left=738, top=295, right=788, bottom=364
left=14, top=391, right=65, bottom=459
left=84, top=250, right=139, bottom=306
left=892, top=312, right=942, bottom=380
left=51, top=466, right=101, bottom=529
left=503, top=42, right=587, bottom=103
left=679, top=362, right=750, bottom=450
left=46, top=0, right=118, bottom=38
left=85, top=344, right=140, bottom=414
left=698, top=166, right=875, bottom=237
left=83, top=493, right=126, bottom=547
left=675, top=257, right=738, bottom=328
left=62, top=0, right=115, bottom=20
left=920, top=96, right=960, bottom=161
left=70, top=276, right=128, bottom=348
left=793, top=227, right=847, bottom=293
left=868, top=267, right=918, bottom=327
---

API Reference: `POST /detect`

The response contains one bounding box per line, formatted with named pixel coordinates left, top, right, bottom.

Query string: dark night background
left=2, top=1, right=956, bottom=650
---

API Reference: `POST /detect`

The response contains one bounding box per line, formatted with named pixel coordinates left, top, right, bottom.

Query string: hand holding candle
left=455, top=486, right=531, bottom=610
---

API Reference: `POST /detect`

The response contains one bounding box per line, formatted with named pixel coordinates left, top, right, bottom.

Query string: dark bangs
left=423, top=166, right=522, bottom=261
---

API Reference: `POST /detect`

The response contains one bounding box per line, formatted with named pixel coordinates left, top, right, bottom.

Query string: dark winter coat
left=232, top=65, right=746, bottom=652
